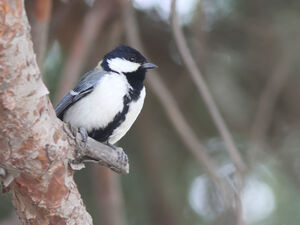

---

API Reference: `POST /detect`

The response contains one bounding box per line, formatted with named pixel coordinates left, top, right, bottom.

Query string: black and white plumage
left=55, top=45, right=157, bottom=145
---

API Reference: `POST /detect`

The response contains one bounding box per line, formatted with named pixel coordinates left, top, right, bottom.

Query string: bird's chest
left=64, top=74, right=129, bottom=131
left=108, top=87, right=146, bottom=144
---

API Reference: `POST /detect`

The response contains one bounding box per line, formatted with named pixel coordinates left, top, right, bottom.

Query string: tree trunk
left=0, top=1, right=93, bottom=224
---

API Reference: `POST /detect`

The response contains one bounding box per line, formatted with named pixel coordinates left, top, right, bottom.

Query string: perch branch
left=64, top=123, right=129, bottom=174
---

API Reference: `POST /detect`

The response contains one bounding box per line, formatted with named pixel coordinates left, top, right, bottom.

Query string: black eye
left=130, top=57, right=135, bottom=61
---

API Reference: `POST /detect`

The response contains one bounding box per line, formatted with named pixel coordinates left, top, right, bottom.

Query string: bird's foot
left=64, top=123, right=86, bottom=142
left=73, top=126, right=88, bottom=149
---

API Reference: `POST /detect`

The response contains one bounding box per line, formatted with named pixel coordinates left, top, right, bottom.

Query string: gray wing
left=55, top=68, right=106, bottom=120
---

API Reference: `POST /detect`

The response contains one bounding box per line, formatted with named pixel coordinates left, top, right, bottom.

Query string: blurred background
left=1, top=0, right=300, bottom=224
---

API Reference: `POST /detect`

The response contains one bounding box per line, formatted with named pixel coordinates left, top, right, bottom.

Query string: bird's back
left=55, top=68, right=105, bottom=120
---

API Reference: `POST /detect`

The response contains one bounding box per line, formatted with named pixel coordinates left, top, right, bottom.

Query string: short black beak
left=142, top=62, right=158, bottom=69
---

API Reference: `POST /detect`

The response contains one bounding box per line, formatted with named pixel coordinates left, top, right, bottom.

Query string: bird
left=55, top=45, right=157, bottom=147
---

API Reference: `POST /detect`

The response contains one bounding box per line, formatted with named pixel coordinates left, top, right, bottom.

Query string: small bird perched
left=55, top=45, right=157, bottom=147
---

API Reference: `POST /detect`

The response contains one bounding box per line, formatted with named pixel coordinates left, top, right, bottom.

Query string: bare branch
left=65, top=123, right=129, bottom=174
left=170, top=0, right=246, bottom=173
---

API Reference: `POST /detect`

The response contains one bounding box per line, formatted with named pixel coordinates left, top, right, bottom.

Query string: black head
left=101, top=45, right=157, bottom=74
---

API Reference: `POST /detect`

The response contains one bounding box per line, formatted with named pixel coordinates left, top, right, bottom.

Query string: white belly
left=63, top=73, right=129, bottom=132
left=109, top=87, right=146, bottom=144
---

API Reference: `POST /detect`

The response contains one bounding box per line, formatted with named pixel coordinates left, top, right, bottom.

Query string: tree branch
left=65, top=123, right=129, bottom=174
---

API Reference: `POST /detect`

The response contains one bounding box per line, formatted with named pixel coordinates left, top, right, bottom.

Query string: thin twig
left=123, top=2, right=234, bottom=206
left=170, top=0, right=245, bottom=173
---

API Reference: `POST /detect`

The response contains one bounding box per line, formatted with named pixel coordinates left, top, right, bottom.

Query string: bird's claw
left=64, top=123, right=88, bottom=145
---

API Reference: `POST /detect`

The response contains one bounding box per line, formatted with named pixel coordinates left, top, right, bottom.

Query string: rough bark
left=0, top=1, right=128, bottom=224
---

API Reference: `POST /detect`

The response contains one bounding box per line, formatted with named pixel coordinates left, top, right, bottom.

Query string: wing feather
left=55, top=68, right=106, bottom=120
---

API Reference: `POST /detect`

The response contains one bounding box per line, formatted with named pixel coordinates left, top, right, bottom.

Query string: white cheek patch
left=107, top=58, right=140, bottom=73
